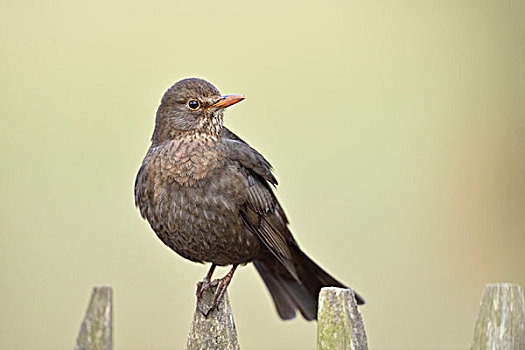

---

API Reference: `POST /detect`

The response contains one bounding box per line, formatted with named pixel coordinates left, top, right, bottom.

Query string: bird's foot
left=195, top=266, right=237, bottom=317
left=196, top=279, right=226, bottom=317
left=196, top=278, right=218, bottom=302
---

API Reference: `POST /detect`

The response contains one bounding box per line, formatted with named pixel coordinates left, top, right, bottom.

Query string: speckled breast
left=135, top=139, right=262, bottom=266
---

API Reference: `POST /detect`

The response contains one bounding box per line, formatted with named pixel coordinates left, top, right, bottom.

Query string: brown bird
left=135, top=78, right=365, bottom=320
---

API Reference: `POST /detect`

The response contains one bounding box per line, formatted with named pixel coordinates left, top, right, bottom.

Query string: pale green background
left=1, top=0, right=524, bottom=349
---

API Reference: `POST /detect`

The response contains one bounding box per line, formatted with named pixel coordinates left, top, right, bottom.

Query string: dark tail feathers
left=254, top=246, right=365, bottom=321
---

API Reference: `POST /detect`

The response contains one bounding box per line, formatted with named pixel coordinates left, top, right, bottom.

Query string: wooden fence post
left=471, top=283, right=525, bottom=350
left=187, top=287, right=239, bottom=350
left=74, top=286, right=113, bottom=350
left=317, top=287, right=368, bottom=350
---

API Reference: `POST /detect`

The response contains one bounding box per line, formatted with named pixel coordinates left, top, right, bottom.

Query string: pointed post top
left=187, top=286, right=240, bottom=350
left=74, top=286, right=113, bottom=350
left=317, top=287, right=368, bottom=350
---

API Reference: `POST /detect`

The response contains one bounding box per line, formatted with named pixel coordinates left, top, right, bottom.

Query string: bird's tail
left=253, top=245, right=365, bottom=321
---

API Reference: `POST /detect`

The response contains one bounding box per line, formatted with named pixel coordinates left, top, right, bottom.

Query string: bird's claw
left=195, top=277, right=230, bottom=317
left=196, top=278, right=215, bottom=299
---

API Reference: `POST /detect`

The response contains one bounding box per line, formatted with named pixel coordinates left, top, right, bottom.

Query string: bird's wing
left=225, top=139, right=277, bottom=185
left=222, top=127, right=277, bottom=184
left=223, top=139, right=298, bottom=279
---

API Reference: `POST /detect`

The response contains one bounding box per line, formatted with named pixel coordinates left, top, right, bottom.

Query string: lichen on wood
left=471, top=283, right=525, bottom=350
left=187, top=286, right=239, bottom=350
left=317, top=287, right=368, bottom=350
left=74, top=286, right=112, bottom=350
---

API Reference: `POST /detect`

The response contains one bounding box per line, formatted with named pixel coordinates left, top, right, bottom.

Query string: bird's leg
left=196, top=264, right=238, bottom=317
left=207, top=264, right=238, bottom=315
left=196, top=264, right=220, bottom=316
left=196, top=263, right=216, bottom=299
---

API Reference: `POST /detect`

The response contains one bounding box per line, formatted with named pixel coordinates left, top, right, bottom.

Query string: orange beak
left=207, top=95, right=245, bottom=110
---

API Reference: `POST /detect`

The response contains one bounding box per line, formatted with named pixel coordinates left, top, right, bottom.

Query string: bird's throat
left=193, top=112, right=223, bottom=142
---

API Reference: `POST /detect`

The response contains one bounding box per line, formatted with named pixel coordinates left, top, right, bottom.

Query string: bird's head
left=151, top=78, right=244, bottom=145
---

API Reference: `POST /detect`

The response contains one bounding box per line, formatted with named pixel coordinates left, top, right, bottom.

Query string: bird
left=134, top=78, right=365, bottom=320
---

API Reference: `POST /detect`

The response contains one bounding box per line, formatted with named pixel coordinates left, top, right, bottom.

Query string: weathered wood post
left=74, top=286, right=113, bottom=350
left=471, top=283, right=525, bottom=350
left=317, top=287, right=368, bottom=350
left=187, top=286, right=240, bottom=350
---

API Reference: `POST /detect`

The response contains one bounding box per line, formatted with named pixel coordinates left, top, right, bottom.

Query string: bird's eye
left=188, top=99, right=200, bottom=110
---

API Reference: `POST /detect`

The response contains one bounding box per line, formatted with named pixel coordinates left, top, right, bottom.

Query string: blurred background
left=1, top=0, right=524, bottom=349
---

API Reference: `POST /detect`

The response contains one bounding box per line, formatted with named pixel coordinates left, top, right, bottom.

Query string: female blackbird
left=135, top=78, right=365, bottom=320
